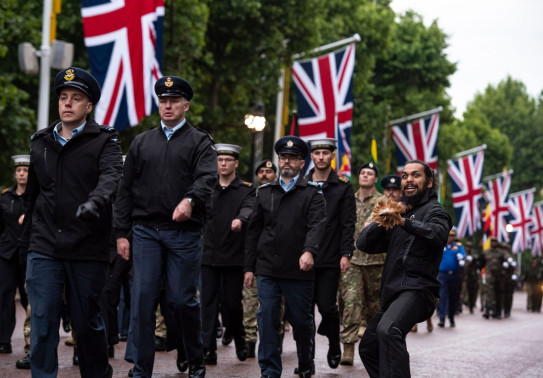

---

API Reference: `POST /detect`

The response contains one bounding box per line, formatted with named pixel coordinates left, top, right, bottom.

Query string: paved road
left=1, top=290, right=542, bottom=377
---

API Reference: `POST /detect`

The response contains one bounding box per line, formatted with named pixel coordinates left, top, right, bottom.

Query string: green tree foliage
left=464, top=77, right=543, bottom=194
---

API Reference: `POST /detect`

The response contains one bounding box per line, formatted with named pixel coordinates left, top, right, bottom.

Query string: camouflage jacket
left=351, top=189, right=386, bottom=266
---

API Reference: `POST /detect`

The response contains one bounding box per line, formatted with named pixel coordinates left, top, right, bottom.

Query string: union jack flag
left=291, top=44, right=355, bottom=178
left=391, top=113, right=440, bottom=174
left=508, top=189, right=535, bottom=254
left=81, top=0, right=165, bottom=131
left=447, top=149, right=485, bottom=238
left=530, top=203, right=543, bottom=256
left=484, top=173, right=512, bottom=243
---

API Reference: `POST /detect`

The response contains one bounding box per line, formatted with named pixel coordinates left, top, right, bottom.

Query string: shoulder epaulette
left=2, top=188, right=9, bottom=194
left=259, top=183, right=271, bottom=189
left=194, top=126, right=215, bottom=143
left=100, top=126, right=116, bottom=133
left=242, top=181, right=253, bottom=187
left=339, top=176, right=350, bottom=183
left=456, top=241, right=463, bottom=246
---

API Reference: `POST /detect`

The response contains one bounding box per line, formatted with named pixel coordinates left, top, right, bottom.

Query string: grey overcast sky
left=390, top=0, right=543, bottom=118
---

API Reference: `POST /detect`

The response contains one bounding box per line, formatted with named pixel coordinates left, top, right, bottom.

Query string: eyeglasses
left=279, top=155, right=301, bottom=162
left=217, top=158, right=235, bottom=163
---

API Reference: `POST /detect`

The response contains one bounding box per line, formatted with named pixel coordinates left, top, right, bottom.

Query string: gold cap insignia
left=64, top=68, right=75, bottom=81
left=287, top=140, right=293, bottom=147
left=266, top=161, right=272, bottom=168
left=390, top=178, right=396, bottom=183
left=165, top=77, right=174, bottom=87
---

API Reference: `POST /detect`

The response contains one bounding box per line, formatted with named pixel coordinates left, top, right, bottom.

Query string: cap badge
left=287, top=140, right=293, bottom=147
left=64, top=68, right=75, bottom=81
left=266, top=161, right=272, bottom=168
left=390, top=178, right=396, bottom=183
left=369, top=162, right=374, bottom=168
left=165, top=77, right=174, bottom=87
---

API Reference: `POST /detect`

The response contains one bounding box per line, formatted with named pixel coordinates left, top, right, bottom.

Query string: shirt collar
left=161, top=119, right=186, bottom=140
left=53, top=121, right=87, bottom=145
left=279, top=174, right=299, bottom=192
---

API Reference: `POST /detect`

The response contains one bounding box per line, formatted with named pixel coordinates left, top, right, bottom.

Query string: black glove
left=76, top=201, right=100, bottom=222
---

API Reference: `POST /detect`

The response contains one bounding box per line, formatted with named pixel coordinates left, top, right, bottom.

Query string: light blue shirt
left=279, top=174, right=299, bottom=192
left=161, top=119, right=186, bottom=140
left=53, top=121, right=87, bottom=146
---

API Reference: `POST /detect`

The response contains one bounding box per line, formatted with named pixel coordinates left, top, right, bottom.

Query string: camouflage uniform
left=501, top=244, right=516, bottom=318
left=462, top=246, right=481, bottom=314
left=339, top=190, right=385, bottom=344
left=524, top=256, right=543, bottom=312
left=482, top=243, right=506, bottom=318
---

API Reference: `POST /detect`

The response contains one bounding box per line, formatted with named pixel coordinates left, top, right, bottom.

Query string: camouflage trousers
left=484, top=274, right=503, bottom=315
left=242, top=282, right=286, bottom=343
left=155, top=305, right=167, bottom=339
left=23, top=303, right=31, bottom=353
left=339, top=264, right=382, bottom=344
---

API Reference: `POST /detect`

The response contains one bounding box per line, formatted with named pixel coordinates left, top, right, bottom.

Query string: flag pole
left=453, top=144, right=487, bottom=159
left=509, top=187, right=536, bottom=198
left=389, top=106, right=443, bottom=127
left=483, top=169, right=514, bottom=183
left=292, top=33, right=361, bottom=60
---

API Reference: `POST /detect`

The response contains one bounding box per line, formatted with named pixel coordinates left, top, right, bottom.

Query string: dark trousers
left=125, top=225, right=203, bottom=378
left=312, top=267, right=340, bottom=344
left=201, top=265, right=244, bottom=351
left=0, top=253, right=25, bottom=344
left=359, top=290, right=435, bottom=378
left=257, top=276, right=314, bottom=378
left=101, top=254, right=131, bottom=345
left=26, top=252, right=109, bottom=378
left=437, top=270, right=461, bottom=322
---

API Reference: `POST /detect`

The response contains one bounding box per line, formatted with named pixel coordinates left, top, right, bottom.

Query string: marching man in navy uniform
left=244, top=135, right=327, bottom=378
left=114, top=75, right=217, bottom=378
left=303, top=138, right=355, bottom=373
left=201, top=144, right=255, bottom=365
left=23, top=67, right=123, bottom=377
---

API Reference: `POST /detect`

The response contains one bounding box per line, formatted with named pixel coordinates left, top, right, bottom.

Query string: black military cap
left=381, top=174, right=401, bottom=189
left=358, top=161, right=379, bottom=176
left=274, top=136, right=309, bottom=158
left=255, top=159, right=277, bottom=174
left=155, top=76, right=193, bottom=100
left=215, top=143, right=242, bottom=159
left=54, top=67, right=101, bottom=104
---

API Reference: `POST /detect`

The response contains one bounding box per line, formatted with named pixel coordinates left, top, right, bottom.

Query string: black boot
left=327, top=342, right=341, bottom=369
left=73, top=346, right=79, bottom=366
left=188, top=354, right=206, bottom=378
left=16, top=354, right=31, bottom=369
left=246, top=341, right=256, bottom=358
left=203, top=349, right=217, bottom=365
left=234, top=336, right=248, bottom=361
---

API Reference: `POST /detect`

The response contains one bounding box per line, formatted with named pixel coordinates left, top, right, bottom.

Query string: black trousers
left=312, top=267, right=340, bottom=343
left=100, top=254, right=132, bottom=345
left=359, top=290, right=435, bottom=378
left=201, top=265, right=245, bottom=351
left=0, top=251, right=27, bottom=344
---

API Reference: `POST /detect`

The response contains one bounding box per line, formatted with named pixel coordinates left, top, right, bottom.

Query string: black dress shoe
left=188, top=355, right=206, bottom=378
left=246, top=341, right=256, bottom=358
left=222, top=332, right=233, bottom=346
left=215, top=326, right=223, bottom=339
left=298, top=368, right=313, bottom=378
left=73, top=347, right=79, bottom=366
left=154, top=336, right=166, bottom=351
left=62, top=319, right=71, bottom=333
left=234, top=336, right=248, bottom=361
left=16, top=354, right=31, bottom=369
left=106, top=364, right=113, bottom=378
left=177, top=352, right=189, bottom=373
left=327, top=342, right=341, bottom=369
left=450, top=320, right=456, bottom=328
left=294, top=360, right=315, bottom=375
left=203, top=349, right=217, bottom=365
left=437, top=321, right=444, bottom=328
left=0, top=343, right=12, bottom=354
left=128, top=367, right=133, bottom=377
left=108, top=344, right=115, bottom=358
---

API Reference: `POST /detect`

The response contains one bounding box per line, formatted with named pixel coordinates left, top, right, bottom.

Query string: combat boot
left=340, top=343, right=354, bottom=366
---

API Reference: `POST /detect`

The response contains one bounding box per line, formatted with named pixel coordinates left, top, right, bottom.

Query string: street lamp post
left=244, top=113, right=266, bottom=182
